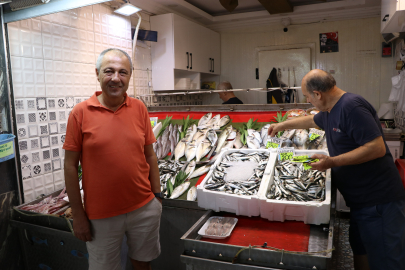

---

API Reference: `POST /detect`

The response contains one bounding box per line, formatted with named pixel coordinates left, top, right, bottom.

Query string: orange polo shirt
left=63, top=92, right=156, bottom=219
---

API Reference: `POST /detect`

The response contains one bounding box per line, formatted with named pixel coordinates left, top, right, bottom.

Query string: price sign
left=277, top=147, right=294, bottom=161
left=309, top=128, right=325, bottom=141
left=150, top=117, right=158, bottom=128
left=266, top=137, right=283, bottom=149
left=266, top=142, right=279, bottom=149
left=302, top=159, right=320, bottom=170
left=309, top=133, right=320, bottom=141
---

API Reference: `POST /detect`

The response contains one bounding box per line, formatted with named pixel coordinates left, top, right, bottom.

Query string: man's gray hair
left=305, top=71, right=336, bottom=93
left=217, top=81, right=233, bottom=90
left=96, top=48, right=133, bottom=73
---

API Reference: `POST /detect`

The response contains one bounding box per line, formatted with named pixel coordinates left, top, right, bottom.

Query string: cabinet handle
left=212, top=58, right=214, bottom=73
left=209, top=58, right=212, bottom=72
left=190, top=53, right=192, bottom=70
left=186, top=52, right=189, bottom=69
left=382, top=14, right=389, bottom=22
left=395, top=149, right=398, bottom=159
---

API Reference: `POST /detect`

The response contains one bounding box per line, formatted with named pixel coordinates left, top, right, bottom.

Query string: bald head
left=217, top=81, right=233, bottom=90
left=303, top=69, right=336, bottom=94
left=96, top=48, right=133, bottom=74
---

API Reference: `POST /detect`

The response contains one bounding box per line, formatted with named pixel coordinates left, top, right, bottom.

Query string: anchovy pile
left=266, top=160, right=326, bottom=202
left=158, top=160, right=184, bottom=197
left=204, top=152, right=269, bottom=196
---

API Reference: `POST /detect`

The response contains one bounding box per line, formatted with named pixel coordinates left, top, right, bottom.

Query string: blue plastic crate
left=0, top=134, right=16, bottom=163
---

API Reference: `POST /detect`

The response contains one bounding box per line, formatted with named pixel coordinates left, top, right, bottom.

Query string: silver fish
left=213, top=115, right=230, bottom=130
left=233, top=132, right=243, bottom=149
left=174, top=139, right=187, bottom=161
left=189, top=165, right=210, bottom=179
left=246, top=135, right=260, bottom=149
left=205, top=114, right=221, bottom=127
left=207, top=129, right=218, bottom=146
left=187, top=186, right=197, bottom=201
left=224, top=131, right=236, bottom=149
left=293, top=129, right=309, bottom=149
left=170, top=181, right=190, bottom=199
left=281, top=129, right=296, bottom=140
left=216, top=126, right=233, bottom=154
left=248, top=129, right=262, bottom=144
left=184, top=124, right=197, bottom=143
left=184, top=160, right=196, bottom=177
left=260, top=124, right=271, bottom=145
left=198, top=113, right=212, bottom=127
left=195, top=140, right=212, bottom=162
left=185, top=140, right=197, bottom=161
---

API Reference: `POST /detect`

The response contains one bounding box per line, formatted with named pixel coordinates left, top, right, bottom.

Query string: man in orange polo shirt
left=63, top=48, right=161, bottom=270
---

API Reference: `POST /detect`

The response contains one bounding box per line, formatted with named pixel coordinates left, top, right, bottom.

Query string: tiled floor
left=330, top=212, right=354, bottom=270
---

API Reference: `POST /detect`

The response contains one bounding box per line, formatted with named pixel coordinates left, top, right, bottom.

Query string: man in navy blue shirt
left=269, top=69, right=405, bottom=270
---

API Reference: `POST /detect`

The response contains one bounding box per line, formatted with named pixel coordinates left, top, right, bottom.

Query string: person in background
left=268, top=69, right=405, bottom=270
left=64, top=48, right=162, bottom=270
left=217, top=81, right=243, bottom=104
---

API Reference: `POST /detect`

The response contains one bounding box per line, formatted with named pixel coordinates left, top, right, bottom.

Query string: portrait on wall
left=320, top=32, right=339, bottom=53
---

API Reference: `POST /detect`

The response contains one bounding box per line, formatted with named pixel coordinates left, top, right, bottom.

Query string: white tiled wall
left=9, top=4, right=134, bottom=202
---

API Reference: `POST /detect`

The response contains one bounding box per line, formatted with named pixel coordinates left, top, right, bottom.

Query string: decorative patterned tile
left=43, top=160, right=52, bottom=174
left=38, top=111, right=47, bottom=122
left=47, top=98, right=56, bottom=109
left=15, top=99, right=25, bottom=110
left=40, top=135, right=50, bottom=148
left=52, top=158, right=61, bottom=171
left=50, top=135, right=59, bottom=146
left=31, top=151, right=41, bottom=163
left=27, top=112, right=37, bottom=123
left=32, top=163, right=43, bottom=176
left=19, top=139, right=29, bottom=152
left=22, top=165, right=32, bottom=180
left=29, top=138, right=39, bottom=150
left=57, top=98, right=65, bottom=109
left=59, top=122, right=67, bottom=134
left=51, top=147, right=60, bottom=159
left=26, top=98, right=36, bottom=110
left=16, top=113, right=26, bottom=124
left=66, top=97, right=75, bottom=109
left=17, top=126, right=28, bottom=138
left=36, top=97, right=47, bottom=110
left=58, top=110, right=66, bottom=121
left=59, top=134, right=66, bottom=144
left=49, top=122, right=58, bottom=134
left=39, top=123, right=49, bottom=135
left=20, top=153, right=30, bottom=164
left=28, top=125, right=38, bottom=138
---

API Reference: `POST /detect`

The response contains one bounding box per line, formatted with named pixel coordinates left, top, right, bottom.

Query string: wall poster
left=320, top=32, right=338, bottom=53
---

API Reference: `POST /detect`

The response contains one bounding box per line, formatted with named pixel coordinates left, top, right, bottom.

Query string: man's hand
left=268, top=123, right=285, bottom=137
left=309, top=154, right=334, bottom=171
left=73, top=212, right=92, bottom=242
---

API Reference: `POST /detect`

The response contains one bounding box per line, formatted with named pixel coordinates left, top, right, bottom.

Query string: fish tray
left=13, top=189, right=72, bottom=232
left=198, top=216, right=238, bottom=239
left=258, top=150, right=331, bottom=225
left=197, top=149, right=276, bottom=217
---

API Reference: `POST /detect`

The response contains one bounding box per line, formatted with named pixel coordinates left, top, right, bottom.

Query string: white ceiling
left=128, top=0, right=381, bottom=32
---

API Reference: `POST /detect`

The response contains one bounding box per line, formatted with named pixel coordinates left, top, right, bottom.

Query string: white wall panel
left=220, top=17, right=391, bottom=110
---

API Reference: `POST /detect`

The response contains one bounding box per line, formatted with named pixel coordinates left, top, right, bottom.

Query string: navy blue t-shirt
left=314, top=93, right=405, bottom=208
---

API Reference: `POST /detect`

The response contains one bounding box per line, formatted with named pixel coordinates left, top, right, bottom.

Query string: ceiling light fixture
left=114, top=3, right=141, bottom=16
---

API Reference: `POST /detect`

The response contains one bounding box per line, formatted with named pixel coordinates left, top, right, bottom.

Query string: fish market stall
left=147, top=104, right=335, bottom=270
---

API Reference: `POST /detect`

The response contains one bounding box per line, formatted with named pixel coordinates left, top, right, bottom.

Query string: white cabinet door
left=192, top=25, right=210, bottom=73
left=173, top=14, right=194, bottom=71
left=210, top=30, right=221, bottom=75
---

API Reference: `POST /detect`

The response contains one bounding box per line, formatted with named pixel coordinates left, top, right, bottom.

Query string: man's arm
left=311, top=136, right=386, bottom=171
left=268, top=115, right=320, bottom=137
left=64, top=150, right=91, bottom=242
left=144, top=144, right=161, bottom=201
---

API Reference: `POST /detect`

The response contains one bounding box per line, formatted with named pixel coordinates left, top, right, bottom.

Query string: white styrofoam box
left=41, top=148, right=51, bottom=161
left=31, top=163, right=43, bottom=177
left=43, top=160, right=53, bottom=175
left=197, top=149, right=275, bottom=217
left=258, top=150, right=331, bottom=225
left=23, top=178, right=33, bottom=192
left=24, top=191, right=35, bottom=203
left=336, top=190, right=350, bottom=212
left=29, top=138, right=40, bottom=150
left=20, top=152, right=31, bottom=165
left=44, top=173, right=53, bottom=185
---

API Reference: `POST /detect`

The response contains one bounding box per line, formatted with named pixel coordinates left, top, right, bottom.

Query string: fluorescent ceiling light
left=114, top=3, right=141, bottom=16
